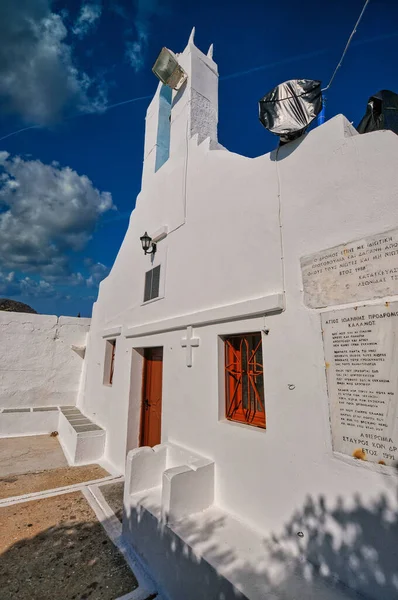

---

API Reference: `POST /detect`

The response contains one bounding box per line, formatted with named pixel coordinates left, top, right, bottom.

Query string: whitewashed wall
left=80, top=133, right=282, bottom=472
left=80, top=114, right=398, bottom=599
left=78, top=35, right=398, bottom=600
left=0, top=313, right=90, bottom=408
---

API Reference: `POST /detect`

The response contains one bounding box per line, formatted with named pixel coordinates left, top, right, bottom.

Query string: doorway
left=140, top=347, right=163, bottom=447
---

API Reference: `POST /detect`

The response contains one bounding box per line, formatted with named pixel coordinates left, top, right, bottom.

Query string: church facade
left=79, top=31, right=398, bottom=600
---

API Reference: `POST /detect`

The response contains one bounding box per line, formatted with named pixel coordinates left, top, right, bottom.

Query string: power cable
left=323, top=0, right=371, bottom=91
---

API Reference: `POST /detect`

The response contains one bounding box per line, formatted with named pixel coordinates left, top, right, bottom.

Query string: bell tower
left=142, top=28, right=219, bottom=188
left=169, top=28, right=218, bottom=155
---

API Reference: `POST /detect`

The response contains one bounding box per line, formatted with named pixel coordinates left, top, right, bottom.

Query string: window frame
left=143, top=264, right=161, bottom=303
left=141, top=252, right=167, bottom=306
left=103, top=338, right=117, bottom=386
left=224, top=332, right=266, bottom=429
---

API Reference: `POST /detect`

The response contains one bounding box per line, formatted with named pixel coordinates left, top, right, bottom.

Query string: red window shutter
left=225, top=333, right=265, bottom=428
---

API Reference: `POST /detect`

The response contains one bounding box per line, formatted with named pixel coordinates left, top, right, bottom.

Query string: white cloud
left=126, top=34, right=147, bottom=72
left=84, top=260, right=110, bottom=287
left=68, top=261, right=110, bottom=288
left=0, top=260, right=109, bottom=301
left=110, top=2, right=129, bottom=20
left=73, top=2, right=102, bottom=38
left=0, top=152, right=115, bottom=276
left=0, top=270, right=58, bottom=299
left=0, top=0, right=107, bottom=124
left=126, top=0, right=164, bottom=72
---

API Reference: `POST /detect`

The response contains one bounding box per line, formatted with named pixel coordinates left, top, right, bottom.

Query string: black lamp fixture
left=140, top=231, right=157, bottom=255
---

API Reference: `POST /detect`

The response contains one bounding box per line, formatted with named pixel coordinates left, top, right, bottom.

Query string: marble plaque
left=322, top=303, right=398, bottom=466
left=301, top=228, right=398, bottom=308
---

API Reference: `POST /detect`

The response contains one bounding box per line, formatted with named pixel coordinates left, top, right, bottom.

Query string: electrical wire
left=0, top=125, right=40, bottom=142
left=274, top=145, right=286, bottom=296
left=323, top=0, right=371, bottom=91
left=0, top=94, right=153, bottom=142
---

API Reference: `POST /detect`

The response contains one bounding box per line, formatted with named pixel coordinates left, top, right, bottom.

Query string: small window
left=144, top=265, right=161, bottom=302
left=103, top=339, right=116, bottom=385
left=224, top=333, right=265, bottom=428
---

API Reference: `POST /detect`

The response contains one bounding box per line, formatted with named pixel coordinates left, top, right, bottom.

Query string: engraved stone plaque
left=322, top=303, right=398, bottom=466
left=301, top=228, right=398, bottom=308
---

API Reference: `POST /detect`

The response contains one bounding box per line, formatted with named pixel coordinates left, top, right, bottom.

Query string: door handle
left=144, top=399, right=150, bottom=410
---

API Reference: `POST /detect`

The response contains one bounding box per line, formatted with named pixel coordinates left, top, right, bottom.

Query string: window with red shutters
left=224, top=333, right=266, bottom=428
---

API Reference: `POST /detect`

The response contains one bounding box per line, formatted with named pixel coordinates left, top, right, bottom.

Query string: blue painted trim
left=155, top=85, right=172, bottom=172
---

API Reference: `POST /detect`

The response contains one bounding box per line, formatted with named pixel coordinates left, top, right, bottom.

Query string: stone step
left=58, top=407, right=105, bottom=465
left=60, top=406, right=104, bottom=434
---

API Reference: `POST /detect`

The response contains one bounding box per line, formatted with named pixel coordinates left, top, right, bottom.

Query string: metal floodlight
left=152, top=47, right=187, bottom=90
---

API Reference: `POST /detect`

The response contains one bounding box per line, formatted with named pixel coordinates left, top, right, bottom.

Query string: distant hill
left=0, top=298, right=37, bottom=314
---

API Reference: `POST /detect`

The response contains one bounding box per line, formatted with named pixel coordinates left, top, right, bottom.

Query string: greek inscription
left=301, top=229, right=398, bottom=307
left=322, top=303, right=398, bottom=467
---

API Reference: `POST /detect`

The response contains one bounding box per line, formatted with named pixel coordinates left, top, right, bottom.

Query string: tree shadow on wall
left=264, top=490, right=398, bottom=600
left=125, top=484, right=398, bottom=600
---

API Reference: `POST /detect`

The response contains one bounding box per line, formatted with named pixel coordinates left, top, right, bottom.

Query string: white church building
left=14, top=29, right=398, bottom=600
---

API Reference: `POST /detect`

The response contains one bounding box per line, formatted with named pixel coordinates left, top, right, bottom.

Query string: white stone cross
left=180, top=326, right=200, bottom=367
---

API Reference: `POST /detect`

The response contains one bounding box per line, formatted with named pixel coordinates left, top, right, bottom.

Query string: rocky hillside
left=0, top=298, right=37, bottom=314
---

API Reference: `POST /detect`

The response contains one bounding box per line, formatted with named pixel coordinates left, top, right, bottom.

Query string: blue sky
left=0, top=0, right=396, bottom=317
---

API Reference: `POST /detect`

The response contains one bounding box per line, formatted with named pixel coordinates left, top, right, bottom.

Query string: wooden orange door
left=140, top=347, right=163, bottom=447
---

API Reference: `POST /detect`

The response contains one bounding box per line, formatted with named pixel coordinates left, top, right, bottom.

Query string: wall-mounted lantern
left=140, top=231, right=157, bottom=255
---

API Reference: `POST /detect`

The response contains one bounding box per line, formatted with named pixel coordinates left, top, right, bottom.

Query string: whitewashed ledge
left=125, top=293, right=284, bottom=338
left=102, top=326, right=122, bottom=339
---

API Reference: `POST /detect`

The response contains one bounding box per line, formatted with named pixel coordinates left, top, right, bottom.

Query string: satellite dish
left=152, top=47, right=187, bottom=90
left=259, top=79, right=322, bottom=143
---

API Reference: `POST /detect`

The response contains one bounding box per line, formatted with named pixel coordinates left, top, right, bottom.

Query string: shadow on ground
left=0, top=491, right=137, bottom=600
left=100, top=481, right=125, bottom=522
left=4, top=483, right=398, bottom=599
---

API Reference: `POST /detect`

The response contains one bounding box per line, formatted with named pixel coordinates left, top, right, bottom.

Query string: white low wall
left=124, top=442, right=214, bottom=523
left=0, top=312, right=90, bottom=408
left=0, top=406, right=106, bottom=466
left=0, top=408, right=59, bottom=437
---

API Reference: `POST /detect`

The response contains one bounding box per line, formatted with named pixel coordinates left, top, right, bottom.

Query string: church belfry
left=142, top=28, right=219, bottom=188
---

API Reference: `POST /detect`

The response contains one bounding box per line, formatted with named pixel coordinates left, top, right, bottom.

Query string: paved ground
left=0, top=435, right=109, bottom=499
left=0, top=435, right=67, bottom=476
left=0, top=464, right=110, bottom=499
left=0, top=491, right=138, bottom=600
left=100, top=481, right=125, bottom=522
left=0, top=435, right=156, bottom=599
